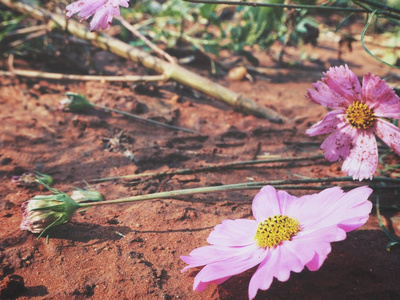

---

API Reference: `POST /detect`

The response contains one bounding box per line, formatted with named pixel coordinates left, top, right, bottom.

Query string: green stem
left=360, top=10, right=400, bottom=69
left=357, top=0, right=400, bottom=14
left=183, top=0, right=366, bottom=12
left=183, top=0, right=400, bottom=20
left=79, top=176, right=400, bottom=208
left=89, top=154, right=325, bottom=183
left=78, top=182, right=256, bottom=207
left=92, top=104, right=198, bottom=134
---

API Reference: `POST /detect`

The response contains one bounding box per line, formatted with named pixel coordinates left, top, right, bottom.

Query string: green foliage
left=121, top=0, right=320, bottom=65
left=0, top=11, right=25, bottom=42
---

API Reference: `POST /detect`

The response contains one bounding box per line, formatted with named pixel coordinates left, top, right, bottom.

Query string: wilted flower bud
left=20, top=191, right=80, bottom=238
left=12, top=171, right=53, bottom=187
left=70, top=188, right=104, bottom=203
left=59, top=92, right=93, bottom=112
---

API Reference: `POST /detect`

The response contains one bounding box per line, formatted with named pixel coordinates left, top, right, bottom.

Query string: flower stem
left=92, top=104, right=198, bottom=134
left=183, top=0, right=366, bottom=12
left=88, top=155, right=325, bottom=183
left=78, top=182, right=256, bottom=207
left=78, top=176, right=400, bottom=208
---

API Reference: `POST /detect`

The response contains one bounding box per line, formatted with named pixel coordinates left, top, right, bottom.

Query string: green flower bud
left=59, top=92, right=93, bottom=112
left=70, top=188, right=104, bottom=203
left=20, top=190, right=80, bottom=238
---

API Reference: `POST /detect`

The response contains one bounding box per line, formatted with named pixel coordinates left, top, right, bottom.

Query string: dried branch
left=88, top=154, right=325, bottom=183
left=115, top=15, right=176, bottom=64
left=0, top=0, right=284, bottom=123
left=0, top=69, right=167, bottom=82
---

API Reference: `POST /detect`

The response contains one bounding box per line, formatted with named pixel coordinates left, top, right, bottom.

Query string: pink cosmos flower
left=306, top=65, right=400, bottom=180
left=181, top=185, right=372, bottom=299
left=66, top=0, right=130, bottom=31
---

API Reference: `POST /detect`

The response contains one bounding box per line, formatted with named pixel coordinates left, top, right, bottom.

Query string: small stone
left=228, top=66, right=247, bottom=81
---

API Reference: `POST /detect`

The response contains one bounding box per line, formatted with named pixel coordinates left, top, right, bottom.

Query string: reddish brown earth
left=1, top=23, right=400, bottom=300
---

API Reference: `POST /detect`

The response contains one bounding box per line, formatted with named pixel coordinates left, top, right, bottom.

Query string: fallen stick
left=1, top=0, right=284, bottom=123
left=0, top=69, right=167, bottom=82
left=88, top=154, right=325, bottom=183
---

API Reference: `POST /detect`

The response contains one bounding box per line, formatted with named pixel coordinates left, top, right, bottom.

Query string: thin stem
left=89, top=154, right=325, bottom=183
left=115, top=15, right=176, bottom=64
left=357, top=0, right=400, bottom=14
left=360, top=10, right=400, bottom=69
left=78, top=182, right=255, bottom=207
left=183, top=0, right=400, bottom=20
left=7, top=29, right=46, bottom=49
left=183, top=0, right=366, bottom=12
left=78, top=176, right=400, bottom=208
left=0, top=69, right=167, bottom=82
left=5, top=24, right=47, bottom=37
left=93, top=104, right=198, bottom=134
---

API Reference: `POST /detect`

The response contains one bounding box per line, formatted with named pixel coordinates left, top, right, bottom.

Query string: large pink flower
left=181, top=185, right=372, bottom=299
left=66, top=0, right=130, bottom=31
left=306, top=65, right=400, bottom=180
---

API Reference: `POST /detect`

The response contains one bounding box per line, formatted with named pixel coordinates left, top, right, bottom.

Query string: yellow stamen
left=254, top=214, right=301, bottom=248
left=346, top=101, right=376, bottom=129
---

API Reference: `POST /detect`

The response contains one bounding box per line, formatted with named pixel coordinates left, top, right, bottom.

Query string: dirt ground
left=1, top=19, right=400, bottom=300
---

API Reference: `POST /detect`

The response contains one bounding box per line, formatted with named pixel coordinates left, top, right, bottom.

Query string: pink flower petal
left=323, top=65, right=362, bottom=102
left=66, top=0, right=103, bottom=19
left=306, top=110, right=345, bottom=136
left=295, top=186, right=373, bottom=231
left=342, top=130, right=378, bottom=180
left=248, top=243, right=304, bottom=299
left=306, top=81, right=351, bottom=109
left=207, top=219, right=258, bottom=247
left=275, top=189, right=298, bottom=215
left=248, top=224, right=349, bottom=299
left=194, top=276, right=231, bottom=292
left=320, top=123, right=357, bottom=162
left=252, top=186, right=282, bottom=223
left=192, top=245, right=268, bottom=292
left=375, top=119, right=400, bottom=156
left=66, top=0, right=129, bottom=31
left=294, top=227, right=344, bottom=271
left=362, top=72, right=400, bottom=118
left=181, top=245, right=246, bottom=272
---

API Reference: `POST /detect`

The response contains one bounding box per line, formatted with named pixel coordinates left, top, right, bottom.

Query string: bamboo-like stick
left=0, top=69, right=167, bottom=82
left=1, top=0, right=284, bottom=123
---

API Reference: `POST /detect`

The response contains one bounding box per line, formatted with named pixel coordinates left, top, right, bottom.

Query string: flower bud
left=59, top=92, right=93, bottom=112
left=12, top=171, right=53, bottom=187
left=70, top=188, right=104, bottom=203
left=20, top=191, right=80, bottom=238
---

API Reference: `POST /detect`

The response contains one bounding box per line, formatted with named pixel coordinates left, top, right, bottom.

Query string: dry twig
left=0, top=0, right=284, bottom=123
left=115, top=15, right=176, bottom=64
left=0, top=69, right=167, bottom=82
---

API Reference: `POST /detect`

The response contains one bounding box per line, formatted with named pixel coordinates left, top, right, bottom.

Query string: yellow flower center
left=346, top=101, right=376, bottom=129
left=254, top=214, right=301, bottom=248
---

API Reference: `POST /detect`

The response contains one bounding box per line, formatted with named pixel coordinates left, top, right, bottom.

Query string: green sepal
left=62, top=92, right=94, bottom=113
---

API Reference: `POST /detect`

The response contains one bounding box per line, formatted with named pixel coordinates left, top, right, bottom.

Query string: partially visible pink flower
left=66, top=0, right=130, bottom=31
left=306, top=65, right=400, bottom=180
left=181, top=185, right=372, bottom=299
